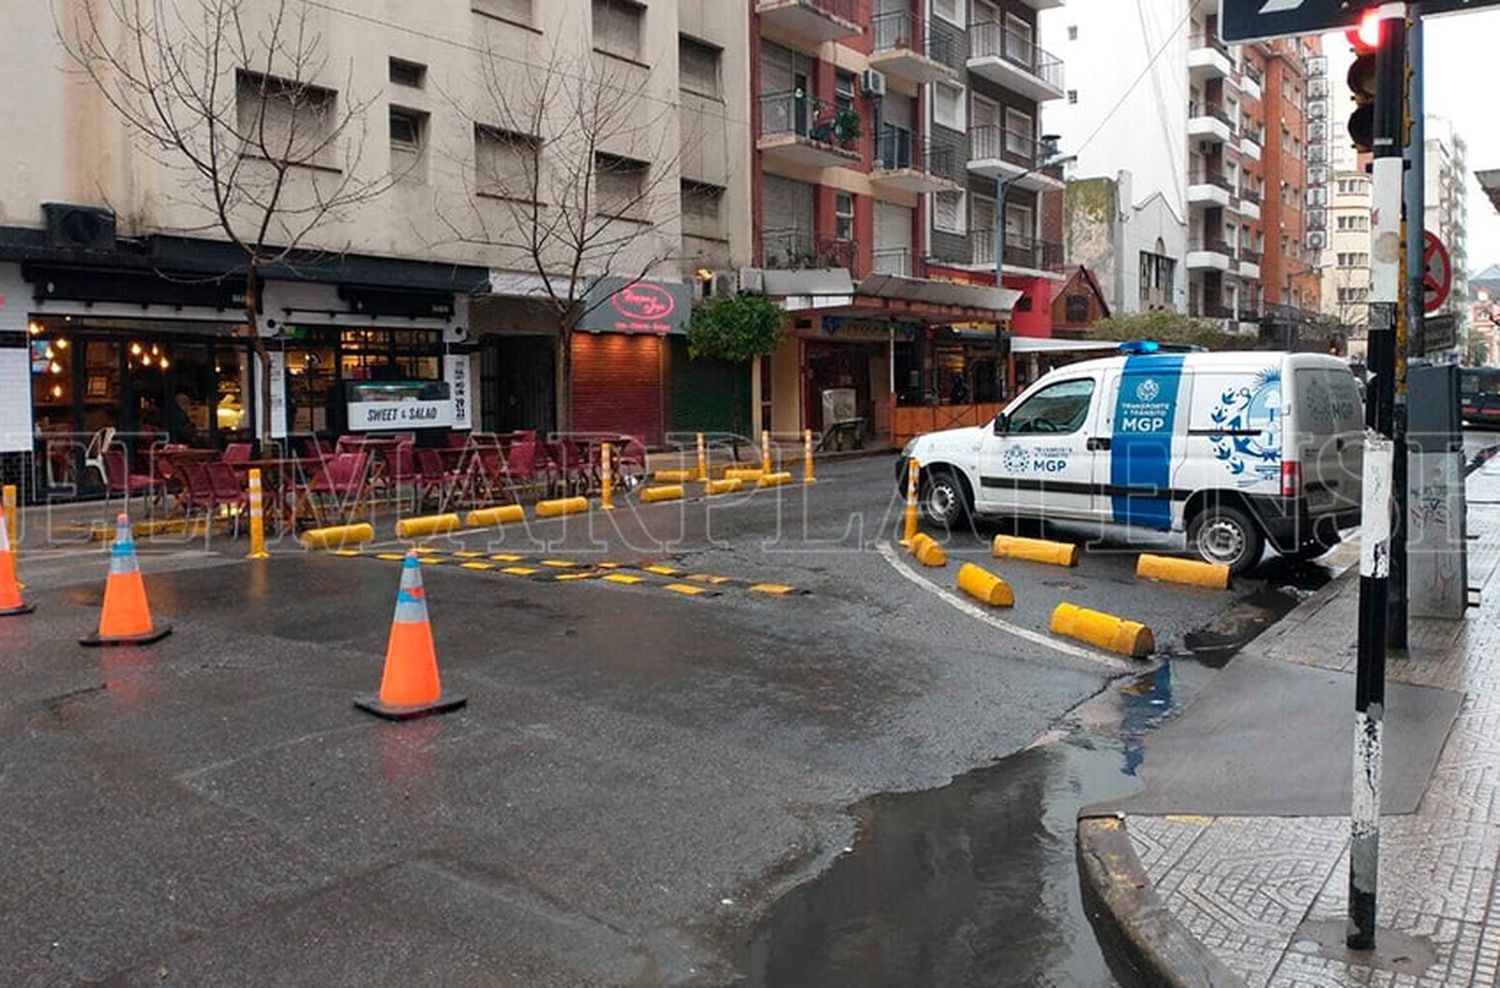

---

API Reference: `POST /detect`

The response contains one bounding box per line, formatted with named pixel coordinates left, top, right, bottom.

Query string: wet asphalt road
left=0, top=455, right=1321, bottom=986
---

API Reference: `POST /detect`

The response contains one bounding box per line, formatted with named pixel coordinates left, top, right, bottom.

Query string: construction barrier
left=902, top=458, right=920, bottom=545
left=956, top=562, right=1014, bottom=607
left=1136, top=553, right=1230, bottom=590
left=466, top=504, right=526, bottom=528
left=724, top=467, right=765, bottom=481
left=0, top=503, right=32, bottom=616
left=247, top=468, right=270, bottom=559
left=395, top=513, right=461, bottom=540
left=757, top=471, right=793, bottom=488
left=300, top=523, right=377, bottom=551
left=1050, top=603, right=1155, bottom=659
left=80, top=514, right=172, bottom=646
left=910, top=532, right=947, bottom=567
left=353, top=550, right=467, bottom=721
left=655, top=469, right=696, bottom=483
left=803, top=429, right=816, bottom=484
left=535, top=496, right=589, bottom=518
left=991, top=534, right=1080, bottom=568
left=705, top=478, right=745, bottom=496
left=640, top=485, right=684, bottom=504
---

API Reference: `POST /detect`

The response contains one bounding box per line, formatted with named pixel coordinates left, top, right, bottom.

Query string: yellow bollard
left=3, top=484, right=18, bottom=587
left=640, top=485, right=684, bottom=504
left=395, top=513, right=462, bottom=539
left=803, top=429, right=816, bottom=484
left=696, top=432, right=708, bottom=482
left=600, top=442, right=615, bottom=511
left=956, top=562, right=1014, bottom=607
left=1136, top=553, right=1230, bottom=589
left=247, top=468, right=270, bottom=559
left=724, top=467, right=765, bottom=481
left=466, top=504, right=526, bottom=527
left=991, top=534, right=1080, bottom=568
left=704, top=478, right=745, bottom=496
left=1050, top=603, right=1155, bottom=659
left=902, top=457, right=920, bottom=546
left=757, top=471, right=793, bottom=488
left=913, top=534, right=947, bottom=567
left=654, top=469, right=696, bottom=483
left=300, top=523, right=376, bottom=551
left=761, top=430, right=772, bottom=474
left=535, top=496, right=589, bottom=518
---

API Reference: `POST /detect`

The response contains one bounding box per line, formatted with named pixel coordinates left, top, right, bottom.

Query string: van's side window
left=1008, top=378, right=1096, bottom=434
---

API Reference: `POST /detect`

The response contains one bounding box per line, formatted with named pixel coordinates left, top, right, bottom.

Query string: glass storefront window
left=216, top=349, right=251, bottom=441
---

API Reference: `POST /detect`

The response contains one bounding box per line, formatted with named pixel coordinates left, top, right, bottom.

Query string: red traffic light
left=1346, top=9, right=1383, bottom=52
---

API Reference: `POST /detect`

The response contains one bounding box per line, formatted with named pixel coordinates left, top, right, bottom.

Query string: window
left=1065, top=293, right=1089, bottom=322
left=1067, top=89, right=1078, bottom=105
left=1007, top=378, right=1096, bottom=435
left=1004, top=201, right=1034, bottom=246
left=471, top=0, right=531, bottom=25
left=835, top=71, right=857, bottom=115
left=389, top=106, right=423, bottom=148
left=1067, top=25, right=1078, bottom=40
left=933, top=0, right=961, bottom=25
left=388, top=58, right=426, bottom=88
left=680, top=180, right=724, bottom=239
left=474, top=126, right=537, bottom=200
left=593, top=0, right=644, bottom=62
left=595, top=152, right=649, bottom=220
left=1005, top=107, right=1033, bottom=159
left=933, top=81, right=963, bottom=131
left=680, top=36, right=721, bottom=98
left=933, top=189, right=965, bottom=234
left=834, top=192, right=854, bottom=242
left=236, top=71, right=337, bottom=166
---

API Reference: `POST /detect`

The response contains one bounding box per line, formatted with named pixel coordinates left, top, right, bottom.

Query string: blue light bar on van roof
left=1118, top=340, right=1161, bottom=354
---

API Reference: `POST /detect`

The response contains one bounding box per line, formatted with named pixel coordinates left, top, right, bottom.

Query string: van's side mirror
left=992, top=413, right=1009, bottom=435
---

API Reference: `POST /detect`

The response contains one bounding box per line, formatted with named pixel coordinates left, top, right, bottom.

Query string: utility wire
left=1072, top=4, right=1195, bottom=157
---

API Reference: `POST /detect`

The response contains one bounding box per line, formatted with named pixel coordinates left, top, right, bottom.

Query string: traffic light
left=1345, top=9, right=1382, bottom=153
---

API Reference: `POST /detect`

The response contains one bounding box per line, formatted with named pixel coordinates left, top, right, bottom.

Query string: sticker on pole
left=1424, top=231, right=1452, bottom=314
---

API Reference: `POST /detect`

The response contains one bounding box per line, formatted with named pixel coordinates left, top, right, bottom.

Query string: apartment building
left=750, top=0, right=1057, bottom=446
left=1, top=0, right=751, bottom=492
left=1426, top=116, right=1470, bottom=336
left=1042, top=1, right=1325, bottom=336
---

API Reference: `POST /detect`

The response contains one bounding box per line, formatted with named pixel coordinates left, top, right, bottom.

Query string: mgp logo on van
left=1119, top=377, right=1172, bottom=433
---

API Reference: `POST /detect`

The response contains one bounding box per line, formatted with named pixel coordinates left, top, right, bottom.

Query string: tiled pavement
left=1128, top=460, right=1500, bottom=987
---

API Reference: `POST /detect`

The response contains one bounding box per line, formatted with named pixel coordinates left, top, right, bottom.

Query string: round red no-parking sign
left=1424, top=231, right=1452, bottom=314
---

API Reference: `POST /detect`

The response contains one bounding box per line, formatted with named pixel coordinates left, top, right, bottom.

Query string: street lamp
left=994, top=134, right=1076, bottom=289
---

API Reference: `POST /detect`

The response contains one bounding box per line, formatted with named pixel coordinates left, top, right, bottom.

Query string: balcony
left=757, top=91, right=862, bottom=169
left=1238, top=187, right=1261, bottom=221
left=967, top=23, right=1066, bottom=103
left=872, top=246, right=912, bottom=277
left=1188, top=33, right=1233, bottom=79
left=1239, top=133, right=1261, bottom=161
left=966, top=125, right=1064, bottom=190
left=1187, top=101, right=1235, bottom=144
left=871, top=126, right=962, bottom=193
left=762, top=229, right=857, bottom=274
left=1187, top=170, right=1235, bottom=209
left=1237, top=249, right=1261, bottom=280
left=1239, top=63, right=1263, bottom=101
left=1187, top=238, right=1235, bottom=271
left=868, top=12, right=962, bottom=83
left=754, top=0, right=861, bottom=45
left=953, top=228, right=1065, bottom=276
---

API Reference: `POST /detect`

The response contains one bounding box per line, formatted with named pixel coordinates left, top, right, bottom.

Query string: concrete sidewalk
left=1084, top=460, right=1500, bottom=986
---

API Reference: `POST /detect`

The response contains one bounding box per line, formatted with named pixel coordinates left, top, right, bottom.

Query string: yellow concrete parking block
left=663, top=583, right=717, bottom=597
left=332, top=550, right=363, bottom=558
left=461, top=562, right=495, bottom=571
left=411, top=546, right=441, bottom=554
left=687, top=574, right=734, bottom=585
left=452, top=550, right=486, bottom=559
left=490, top=553, right=526, bottom=562
left=376, top=553, right=408, bottom=562
left=502, top=566, right=540, bottom=576
left=541, top=559, right=579, bottom=568
left=644, top=565, right=680, bottom=576
left=749, top=583, right=799, bottom=596
left=603, top=573, right=645, bottom=585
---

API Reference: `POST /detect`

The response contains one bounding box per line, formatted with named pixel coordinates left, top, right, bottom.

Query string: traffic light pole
left=1348, top=2, right=1408, bottom=953
left=1392, top=8, right=1424, bottom=654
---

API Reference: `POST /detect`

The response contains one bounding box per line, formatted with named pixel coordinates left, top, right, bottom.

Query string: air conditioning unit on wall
left=41, top=203, right=116, bottom=251
left=862, top=69, right=887, bottom=98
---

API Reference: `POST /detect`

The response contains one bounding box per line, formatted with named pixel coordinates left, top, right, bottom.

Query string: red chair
left=615, top=436, right=647, bottom=490
left=102, top=449, right=161, bottom=509
left=305, top=452, right=370, bottom=523
left=175, top=460, right=218, bottom=519
left=223, top=442, right=254, bottom=465
left=206, top=461, right=249, bottom=536
left=413, top=448, right=457, bottom=508
left=387, top=442, right=417, bottom=510
left=549, top=441, right=591, bottom=496
left=503, top=436, right=548, bottom=500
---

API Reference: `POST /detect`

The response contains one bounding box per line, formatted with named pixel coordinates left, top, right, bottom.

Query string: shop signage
left=820, top=317, right=919, bottom=341
left=446, top=354, right=471, bottom=430
left=577, top=277, right=692, bottom=335
left=348, top=398, right=454, bottom=431
left=0, top=348, right=31, bottom=453
left=267, top=352, right=288, bottom=439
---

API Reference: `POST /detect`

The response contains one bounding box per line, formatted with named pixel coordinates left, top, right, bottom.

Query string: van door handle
left=1087, top=437, right=1111, bottom=451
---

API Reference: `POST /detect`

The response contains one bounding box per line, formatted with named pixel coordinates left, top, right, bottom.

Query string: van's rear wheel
left=1187, top=505, right=1264, bottom=575
left=921, top=470, right=971, bottom=529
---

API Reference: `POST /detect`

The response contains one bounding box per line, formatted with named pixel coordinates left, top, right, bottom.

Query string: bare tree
left=56, top=0, right=395, bottom=437
left=439, top=41, right=687, bottom=434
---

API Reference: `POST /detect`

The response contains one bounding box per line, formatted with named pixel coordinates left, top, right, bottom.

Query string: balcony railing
left=1188, top=100, right=1236, bottom=133
left=968, top=22, right=1064, bottom=91
left=1191, top=170, right=1236, bottom=193
left=762, top=229, right=857, bottom=272
left=875, top=125, right=958, bottom=177
left=926, top=16, right=967, bottom=70
left=1240, top=186, right=1262, bottom=204
left=1189, top=31, right=1230, bottom=57
left=766, top=0, right=859, bottom=20
left=758, top=90, right=862, bottom=148
left=1190, top=238, right=1236, bottom=259
left=1242, top=61, right=1264, bottom=85
left=872, top=246, right=912, bottom=277
left=967, top=228, right=1063, bottom=272
left=1191, top=303, right=1236, bottom=320
left=1237, top=247, right=1262, bottom=264
left=968, top=124, right=1038, bottom=170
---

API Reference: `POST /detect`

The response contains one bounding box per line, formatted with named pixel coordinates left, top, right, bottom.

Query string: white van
left=898, top=347, right=1365, bottom=573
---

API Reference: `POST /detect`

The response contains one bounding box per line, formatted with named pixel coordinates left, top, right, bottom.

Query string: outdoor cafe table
left=230, top=457, right=320, bottom=533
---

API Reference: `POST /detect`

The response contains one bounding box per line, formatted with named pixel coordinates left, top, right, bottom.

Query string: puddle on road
left=737, top=740, right=1145, bottom=988
left=1176, top=561, right=1333, bottom=668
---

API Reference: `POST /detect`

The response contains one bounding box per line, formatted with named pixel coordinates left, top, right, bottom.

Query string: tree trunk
left=554, top=321, right=572, bottom=437
left=245, top=264, right=276, bottom=453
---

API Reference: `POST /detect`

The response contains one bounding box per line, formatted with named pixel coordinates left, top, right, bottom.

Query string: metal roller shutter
left=571, top=333, right=663, bottom=445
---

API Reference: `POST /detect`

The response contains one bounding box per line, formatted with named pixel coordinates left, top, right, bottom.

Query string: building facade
left=1041, top=1, right=1325, bottom=335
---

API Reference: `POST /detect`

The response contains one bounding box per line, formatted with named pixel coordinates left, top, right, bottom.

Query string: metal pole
left=1391, top=7, right=1423, bottom=653
left=1348, top=1, right=1408, bottom=953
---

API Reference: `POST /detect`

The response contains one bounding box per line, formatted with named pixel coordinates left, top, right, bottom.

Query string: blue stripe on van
left=1111, top=354, right=1186, bottom=529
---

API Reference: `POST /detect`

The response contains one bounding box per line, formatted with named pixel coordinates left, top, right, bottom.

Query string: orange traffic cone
left=0, top=505, right=32, bottom=617
left=80, top=514, right=172, bottom=646
left=354, top=550, right=467, bottom=721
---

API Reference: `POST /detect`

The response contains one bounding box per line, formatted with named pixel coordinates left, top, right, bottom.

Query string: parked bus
left=1460, top=367, right=1500, bottom=425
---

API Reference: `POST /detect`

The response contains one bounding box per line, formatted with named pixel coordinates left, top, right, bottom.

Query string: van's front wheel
left=921, top=470, right=972, bottom=529
left=1187, top=505, right=1264, bottom=575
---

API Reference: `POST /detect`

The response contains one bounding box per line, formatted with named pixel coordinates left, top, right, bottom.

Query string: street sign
left=1220, top=1, right=1498, bottom=44
left=1418, top=313, right=1457, bottom=354
left=1424, top=230, right=1452, bottom=314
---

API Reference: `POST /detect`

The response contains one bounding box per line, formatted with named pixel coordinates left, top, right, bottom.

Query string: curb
left=1076, top=816, right=1245, bottom=988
